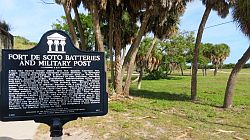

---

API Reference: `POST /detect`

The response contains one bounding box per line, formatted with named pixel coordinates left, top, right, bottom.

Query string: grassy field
left=37, top=69, right=250, bottom=140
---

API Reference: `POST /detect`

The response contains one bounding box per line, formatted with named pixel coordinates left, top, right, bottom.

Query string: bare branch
left=39, top=0, right=55, bottom=5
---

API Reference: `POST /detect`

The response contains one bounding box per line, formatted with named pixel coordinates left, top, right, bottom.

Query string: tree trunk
left=123, top=11, right=151, bottom=96
left=219, top=63, right=222, bottom=70
left=202, top=67, right=205, bottom=76
left=223, top=47, right=250, bottom=108
left=214, top=63, right=218, bottom=76
left=190, top=64, right=192, bottom=76
left=114, top=38, right=123, bottom=94
left=205, top=65, right=207, bottom=76
left=191, top=6, right=212, bottom=101
left=63, top=4, right=78, bottom=47
left=121, top=47, right=126, bottom=64
left=113, top=7, right=123, bottom=95
left=121, top=10, right=151, bottom=77
left=109, top=1, right=115, bottom=88
left=180, top=64, right=184, bottom=76
left=88, top=1, right=108, bottom=94
left=121, top=46, right=132, bottom=77
left=137, top=68, right=143, bottom=89
left=94, top=37, right=98, bottom=51
left=137, top=37, right=157, bottom=89
left=73, top=5, right=87, bottom=51
left=132, top=75, right=140, bottom=83
left=89, top=2, right=104, bottom=52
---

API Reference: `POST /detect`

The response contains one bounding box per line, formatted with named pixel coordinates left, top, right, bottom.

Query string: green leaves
left=232, top=0, right=250, bottom=38
left=0, top=20, right=10, bottom=31
left=161, top=31, right=195, bottom=65
left=52, top=13, right=95, bottom=50
left=201, top=43, right=230, bottom=66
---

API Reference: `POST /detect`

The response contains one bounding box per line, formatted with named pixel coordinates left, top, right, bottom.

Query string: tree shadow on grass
left=193, top=100, right=223, bottom=108
left=165, top=76, right=184, bottom=80
left=170, top=74, right=191, bottom=77
left=142, top=76, right=184, bottom=81
left=173, top=113, right=250, bottom=130
left=130, top=89, right=190, bottom=101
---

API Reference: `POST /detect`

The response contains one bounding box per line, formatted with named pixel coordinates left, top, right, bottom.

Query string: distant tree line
left=187, top=63, right=250, bottom=69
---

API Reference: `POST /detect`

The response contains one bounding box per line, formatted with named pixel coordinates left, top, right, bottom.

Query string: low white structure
left=0, top=27, right=13, bottom=70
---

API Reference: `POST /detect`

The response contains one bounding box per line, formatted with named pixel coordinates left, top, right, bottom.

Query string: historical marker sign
left=0, top=30, right=108, bottom=121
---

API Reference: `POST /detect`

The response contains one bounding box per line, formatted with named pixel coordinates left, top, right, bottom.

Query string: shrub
left=144, top=69, right=167, bottom=80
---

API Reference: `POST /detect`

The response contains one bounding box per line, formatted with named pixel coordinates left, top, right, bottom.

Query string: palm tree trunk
left=89, top=1, right=104, bottom=52
left=73, top=5, right=87, bottom=51
left=113, top=7, right=123, bottom=95
left=205, top=65, right=207, bottom=76
left=180, top=64, right=184, bottom=76
left=223, top=47, right=250, bottom=108
left=121, top=10, right=151, bottom=78
left=88, top=1, right=109, bottom=94
left=170, top=64, right=173, bottom=75
left=114, top=37, right=123, bottom=94
left=123, top=11, right=151, bottom=96
left=190, top=64, right=192, bottom=76
left=63, top=4, right=78, bottom=47
left=202, top=66, right=205, bottom=76
left=94, top=37, right=98, bottom=51
left=137, top=67, right=143, bottom=89
left=109, top=1, right=115, bottom=88
left=121, top=47, right=126, bottom=64
left=137, top=37, right=157, bottom=89
left=191, top=6, right=212, bottom=101
left=121, top=45, right=132, bottom=77
left=219, top=63, right=223, bottom=70
left=214, top=63, right=218, bottom=76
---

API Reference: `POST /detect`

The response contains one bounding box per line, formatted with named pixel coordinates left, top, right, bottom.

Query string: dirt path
left=0, top=121, right=39, bottom=140
left=34, top=128, right=94, bottom=140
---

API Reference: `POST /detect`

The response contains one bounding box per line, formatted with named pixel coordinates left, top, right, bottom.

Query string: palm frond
left=232, top=0, right=250, bottom=38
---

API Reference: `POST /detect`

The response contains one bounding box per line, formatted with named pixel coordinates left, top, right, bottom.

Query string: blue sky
left=0, top=0, right=249, bottom=63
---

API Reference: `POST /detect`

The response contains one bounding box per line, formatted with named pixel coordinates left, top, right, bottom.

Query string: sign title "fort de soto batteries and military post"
left=0, top=30, right=108, bottom=137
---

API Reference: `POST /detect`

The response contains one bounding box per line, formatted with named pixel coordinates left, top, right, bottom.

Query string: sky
left=0, top=0, right=249, bottom=64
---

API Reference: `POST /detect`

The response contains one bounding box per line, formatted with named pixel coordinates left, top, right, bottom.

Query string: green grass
left=37, top=69, right=250, bottom=140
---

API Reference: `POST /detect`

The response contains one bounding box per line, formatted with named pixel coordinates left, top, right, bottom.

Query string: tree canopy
left=0, top=20, right=10, bottom=32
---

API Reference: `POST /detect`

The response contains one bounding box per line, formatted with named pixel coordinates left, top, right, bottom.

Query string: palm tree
left=218, top=43, right=230, bottom=70
left=80, top=0, right=191, bottom=96
left=113, top=3, right=124, bottom=95
left=191, top=0, right=231, bottom=101
left=81, top=0, right=109, bottom=94
left=149, top=47, right=163, bottom=72
left=136, top=36, right=158, bottom=89
left=55, top=0, right=78, bottom=46
left=108, top=0, right=115, bottom=90
left=223, top=0, right=250, bottom=108
left=121, top=3, right=152, bottom=96
left=211, top=44, right=230, bottom=76
left=123, top=0, right=191, bottom=96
